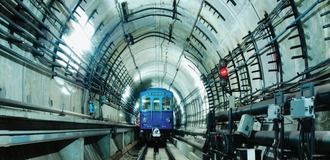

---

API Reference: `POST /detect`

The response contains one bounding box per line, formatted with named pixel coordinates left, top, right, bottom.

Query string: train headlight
left=143, top=118, right=147, bottom=123
left=166, top=118, right=171, bottom=123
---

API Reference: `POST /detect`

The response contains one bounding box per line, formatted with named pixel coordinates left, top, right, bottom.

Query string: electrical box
left=237, top=114, right=254, bottom=137
left=290, top=97, right=314, bottom=119
left=267, top=104, right=280, bottom=121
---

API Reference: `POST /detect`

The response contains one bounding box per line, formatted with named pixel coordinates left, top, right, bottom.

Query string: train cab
left=139, top=88, right=173, bottom=130
left=139, top=88, right=174, bottom=144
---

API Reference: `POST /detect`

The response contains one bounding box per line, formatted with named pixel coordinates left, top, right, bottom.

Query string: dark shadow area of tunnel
left=0, top=139, right=74, bottom=160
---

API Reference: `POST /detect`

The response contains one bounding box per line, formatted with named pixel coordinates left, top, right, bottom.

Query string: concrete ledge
left=0, top=107, right=136, bottom=128
left=0, top=129, right=111, bottom=147
left=176, top=140, right=193, bottom=157
left=166, top=143, right=189, bottom=160
left=188, top=151, right=200, bottom=160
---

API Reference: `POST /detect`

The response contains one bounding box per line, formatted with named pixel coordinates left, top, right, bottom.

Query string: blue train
left=139, top=88, right=174, bottom=143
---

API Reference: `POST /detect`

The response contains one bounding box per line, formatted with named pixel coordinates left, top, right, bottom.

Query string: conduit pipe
left=0, top=7, right=89, bottom=74
left=0, top=97, right=92, bottom=119
left=216, top=84, right=330, bottom=121
left=249, top=131, right=330, bottom=154
left=0, top=1, right=90, bottom=70
left=12, top=0, right=51, bottom=32
left=0, top=43, right=86, bottom=89
left=0, top=1, right=47, bottom=38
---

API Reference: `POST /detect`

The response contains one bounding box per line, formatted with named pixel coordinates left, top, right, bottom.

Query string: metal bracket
left=300, top=83, right=314, bottom=98
left=274, top=91, right=284, bottom=106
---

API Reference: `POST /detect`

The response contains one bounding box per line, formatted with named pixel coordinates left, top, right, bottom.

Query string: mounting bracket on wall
left=300, top=83, right=314, bottom=98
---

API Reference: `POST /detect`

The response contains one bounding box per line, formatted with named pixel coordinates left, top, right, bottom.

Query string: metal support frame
left=216, top=84, right=330, bottom=121
left=288, top=0, right=309, bottom=74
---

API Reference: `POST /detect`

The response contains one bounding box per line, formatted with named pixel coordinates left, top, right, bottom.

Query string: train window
left=154, top=98, right=160, bottom=111
left=162, top=97, right=171, bottom=110
left=142, top=96, right=151, bottom=110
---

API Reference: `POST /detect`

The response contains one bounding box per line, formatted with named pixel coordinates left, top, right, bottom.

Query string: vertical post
left=97, top=134, right=111, bottom=160
left=311, top=118, right=315, bottom=160
left=122, top=132, right=125, bottom=150
left=275, top=91, right=284, bottom=159
left=228, top=108, right=233, bottom=155
left=228, top=96, right=235, bottom=155
left=280, top=117, right=284, bottom=160
left=273, top=120, right=279, bottom=159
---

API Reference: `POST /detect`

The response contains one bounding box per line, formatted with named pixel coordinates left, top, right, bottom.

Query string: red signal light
left=220, top=67, right=228, bottom=78
left=218, top=59, right=228, bottom=87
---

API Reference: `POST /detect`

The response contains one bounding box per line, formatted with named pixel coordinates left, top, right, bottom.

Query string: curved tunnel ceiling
left=80, top=0, right=257, bottom=99
left=75, top=0, right=234, bottom=101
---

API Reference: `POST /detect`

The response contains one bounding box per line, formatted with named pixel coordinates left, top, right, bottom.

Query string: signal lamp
left=220, top=67, right=228, bottom=78
left=219, top=59, right=229, bottom=87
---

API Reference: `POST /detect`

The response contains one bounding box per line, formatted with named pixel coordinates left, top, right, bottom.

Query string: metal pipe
left=0, top=97, right=91, bottom=119
left=249, top=131, right=330, bottom=154
left=12, top=0, right=50, bottom=32
left=0, top=7, right=88, bottom=75
left=0, top=43, right=54, bottom=76
left=0, top=43, right=86, bottom=88
left=129, top=7, right=182, bottom=16
left=137, top=145, right=148, bottom=160
left=0, top=27, right=45, bottom=57
left=29, top=0, right=63, bottom=26
left=217, top=99, right=273, bottom=121
left=55, top=0, right=78, bottom=22
left=216, top=84, right=330, bottom=121
left=0, top=1, right=47, bottom=38
left=0, top=1, right=90, bottom=70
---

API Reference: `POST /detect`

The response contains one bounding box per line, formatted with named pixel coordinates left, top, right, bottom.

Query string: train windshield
left=154, top=98, right=160, bottom=111
left=162, top=97, right=171, bottom=110
left=142, top=96, right=151, bottom=110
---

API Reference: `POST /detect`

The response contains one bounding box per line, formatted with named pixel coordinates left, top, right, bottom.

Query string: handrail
left=0, top=97, right=91, bottom=119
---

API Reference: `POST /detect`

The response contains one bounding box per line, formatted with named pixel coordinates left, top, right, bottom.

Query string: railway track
left=135, top=143, right=190, bottom=160
left=145, top=147, right=169, bottom=160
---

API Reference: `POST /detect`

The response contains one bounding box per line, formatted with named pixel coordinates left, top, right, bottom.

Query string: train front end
left=139, top=88, right=174, bottom=144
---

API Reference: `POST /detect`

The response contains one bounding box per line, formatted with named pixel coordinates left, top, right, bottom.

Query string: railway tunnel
left=0, top=0, right=330, bottom=159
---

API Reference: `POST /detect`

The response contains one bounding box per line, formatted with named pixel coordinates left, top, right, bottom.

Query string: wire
left=239, top=57, right=330, bottom=105
left=283, top=116, right=294, bottom=125
left=263, top=147, right=270, bottom=160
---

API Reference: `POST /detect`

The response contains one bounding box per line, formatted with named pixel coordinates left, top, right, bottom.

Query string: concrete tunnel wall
left=0, top=0, right=329, bottom=131
left=0, top=0, right=330, bottom=159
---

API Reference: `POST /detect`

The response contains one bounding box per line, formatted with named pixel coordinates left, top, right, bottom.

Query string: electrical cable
left=239, top=57, right=330, bottom=106
left=262, top=147, right=270, bottom=160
